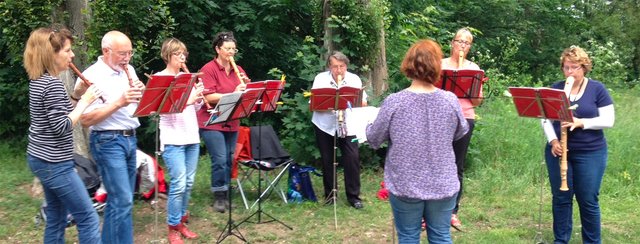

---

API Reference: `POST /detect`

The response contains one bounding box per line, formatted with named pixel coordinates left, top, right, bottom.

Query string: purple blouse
left=366, top=89, right=468, bottom=200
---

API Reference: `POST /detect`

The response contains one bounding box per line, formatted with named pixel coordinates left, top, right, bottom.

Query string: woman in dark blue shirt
left=541, top=46, right=614, bottom=244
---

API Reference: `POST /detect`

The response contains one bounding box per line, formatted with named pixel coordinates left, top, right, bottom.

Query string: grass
left=0, top=88, right=638, bottom=243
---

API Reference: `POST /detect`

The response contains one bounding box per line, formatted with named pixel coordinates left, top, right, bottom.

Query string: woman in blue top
left=541, top=45, right=614, bottom=244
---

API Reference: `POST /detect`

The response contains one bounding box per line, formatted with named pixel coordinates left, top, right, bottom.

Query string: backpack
left=287, top=163, right=321, bottom=203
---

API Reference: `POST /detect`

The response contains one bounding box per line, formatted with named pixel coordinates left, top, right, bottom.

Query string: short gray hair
left=326, top=51, right=350, bottom=67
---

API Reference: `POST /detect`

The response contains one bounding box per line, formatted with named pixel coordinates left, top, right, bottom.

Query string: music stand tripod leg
left=236, top=113, right=292, bottom=230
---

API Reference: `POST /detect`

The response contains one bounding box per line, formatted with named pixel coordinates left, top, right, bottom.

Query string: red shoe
left=169, top=223, right=199, bottom=240
left=181, top=211, right=189, bottom=224
left=451, top=214, right=462, bottom=231
left=167, top=227, right=184, bottom=244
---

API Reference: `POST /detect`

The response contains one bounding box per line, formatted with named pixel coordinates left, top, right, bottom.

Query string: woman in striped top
left=24, top=25, right=103, bottom=243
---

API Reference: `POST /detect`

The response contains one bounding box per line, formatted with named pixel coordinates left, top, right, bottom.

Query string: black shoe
left=350, top=200, right=363, bottom=209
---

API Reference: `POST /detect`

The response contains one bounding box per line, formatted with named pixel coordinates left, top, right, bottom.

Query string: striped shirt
left=27, top=73, right=74, bottom=162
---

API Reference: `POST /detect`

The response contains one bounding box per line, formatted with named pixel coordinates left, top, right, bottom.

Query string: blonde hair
left=560, top=45, right=592, bottom=73
left=160, top=38, right=188, bottom=64
left=452, top=28, right=474, bottom=44
left=23, top=25, right=74, bottom=80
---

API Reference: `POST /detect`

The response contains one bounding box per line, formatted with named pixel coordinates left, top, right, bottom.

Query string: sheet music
left=346, top=106, right=380, bottom=143
left=207, top=92, right=242, bottom=125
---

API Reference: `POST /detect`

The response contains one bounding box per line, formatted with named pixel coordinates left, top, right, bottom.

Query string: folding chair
left=236, top=125, right=293, bottom=209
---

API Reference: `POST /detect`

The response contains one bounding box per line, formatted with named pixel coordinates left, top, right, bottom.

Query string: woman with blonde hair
left=541, top=45, right=614, bottom=243
left=157, top=37, right=203, bottom=244
left=24, top=25, right=102, bottom=243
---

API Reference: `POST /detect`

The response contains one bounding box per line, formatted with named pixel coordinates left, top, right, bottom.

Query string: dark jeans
left=545, top=145, right=607, bottom=244
left=314, top=125, right=361, bottom=203
left=28, top=154, right=101, bottom=244
left=200, top=129, right=238, bottom=192
left=452, top=118, right=474, bottom=214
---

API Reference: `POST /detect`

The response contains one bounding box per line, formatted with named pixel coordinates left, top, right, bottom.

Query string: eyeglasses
left=220, top=47, right=239, bottom=53
left=172, top=51, right=189, bottom=57
left=109, top=48, right=134, bottom=58
left=453, top=39, right=471, bottom=46
left=562, top=65, right=582, bottom=72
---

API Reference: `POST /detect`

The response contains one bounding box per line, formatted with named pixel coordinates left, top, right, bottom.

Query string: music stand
left=436, top=69, right=486, bottom=98
left=309, top=85, right=363, bottom=230
left=235, top=80, right=292, bottom=231
left=509, top=87, right=573, bottom=122
left=508, top=86, right=574, bottom=244
left=132, top=72, right=198, bottom=243
left=206, top=88, right=264, bottom=244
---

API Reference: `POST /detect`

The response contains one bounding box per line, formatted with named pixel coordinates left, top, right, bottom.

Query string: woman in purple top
left=366, top=40, right=468, bottom=244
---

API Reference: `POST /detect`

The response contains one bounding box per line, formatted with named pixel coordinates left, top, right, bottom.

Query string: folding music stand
left=309, top=85, right=363, bottom=230
left=246, top=80, right=285, bottom=112
left=206, top=88, right=264, bottom=244
left=436, top=69, right=486, bottom=99
left=132, top=72, right=198, bottom=243
left=509, top=87, right=573, bottom=122
left=508, top=86, right=574, bottom=244
left=235, top=80, right=293, bottom=231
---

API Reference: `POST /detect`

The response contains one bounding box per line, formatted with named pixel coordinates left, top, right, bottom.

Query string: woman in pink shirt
left=157, top=38, right=203, bottom=244
left=440, top=28, right=483, bottom=229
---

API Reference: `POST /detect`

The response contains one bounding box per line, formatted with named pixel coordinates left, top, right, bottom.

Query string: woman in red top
left=197, top=31, right=250, bottom=213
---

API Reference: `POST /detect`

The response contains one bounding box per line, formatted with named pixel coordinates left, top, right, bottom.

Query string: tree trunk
left=55, top=0, right=92, bottom=157
left=369, top=27, right=388, bottom=97
left=322, top=0, right=334, bottom=59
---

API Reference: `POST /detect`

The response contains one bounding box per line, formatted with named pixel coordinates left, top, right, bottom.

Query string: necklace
left=570, top=78, right=586, bottom=102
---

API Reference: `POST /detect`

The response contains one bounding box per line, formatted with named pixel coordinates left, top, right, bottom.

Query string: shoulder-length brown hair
left=400, top=39, right=443, bottom=84
left=23, top=25, right=74, bottom=80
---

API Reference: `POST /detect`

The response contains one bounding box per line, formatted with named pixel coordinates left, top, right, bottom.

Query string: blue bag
left=287, top=163, right=321, bottom=202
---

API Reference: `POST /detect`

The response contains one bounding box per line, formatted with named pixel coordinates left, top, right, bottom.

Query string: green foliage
left=327, top=0, right=388, bottom=73
left=585, top=39, right=629, bottom=88
left=0, top=0, right=64, bottom=138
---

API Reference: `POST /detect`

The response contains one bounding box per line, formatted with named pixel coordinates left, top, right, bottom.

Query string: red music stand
left=309, top=85, right=363, bottom=230
left=246, top=80, right=285, bottom=112
left=310, top=86, right=362, bottom=111
left=205, top=88, right=264, bottom=126
left=436, top=69, right=487, bottom=98
left=509, top=87, right=573, bottom=122
left=133, top=73, right=198, bottom=117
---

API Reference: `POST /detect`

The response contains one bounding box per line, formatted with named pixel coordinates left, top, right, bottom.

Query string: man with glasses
left=73, top=30, right=145, bottom=244
left=311, top=51, right=367, bottom=209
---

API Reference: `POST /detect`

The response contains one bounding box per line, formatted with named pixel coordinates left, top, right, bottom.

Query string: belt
left=94, top=129, right=136, bottom=136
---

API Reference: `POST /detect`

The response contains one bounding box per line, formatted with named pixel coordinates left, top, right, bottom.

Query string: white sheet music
left=346, top=106, right=380, bottom=143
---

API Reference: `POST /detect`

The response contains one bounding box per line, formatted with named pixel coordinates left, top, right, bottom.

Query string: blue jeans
left=90, top=131, right=137, bottom=244
left=28, top=154, right=101, bottom=244
left=200, top=129, right=237, bottom=192
left=162, top=144, right=199, bottom=225
left=545, top=145, right=607, bottom=244
left=389, top=193, right=457, bottom=244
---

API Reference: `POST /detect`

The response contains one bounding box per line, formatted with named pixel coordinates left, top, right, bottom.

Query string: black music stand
left=309, top=85, right=363, bottom=229
left=235, top=80, right=293, bottom=231
left=508, top=86, right=574, bottom=244
left=133, top=72, right=198, bottom=243
left=206, top=88, right=264, bottom=244
left=437, top=69, right=487, bottom=98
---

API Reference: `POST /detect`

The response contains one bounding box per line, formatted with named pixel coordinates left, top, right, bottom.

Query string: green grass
left=0, top=88, right=638, bottom=243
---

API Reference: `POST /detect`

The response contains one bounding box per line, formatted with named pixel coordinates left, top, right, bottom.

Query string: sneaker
left=451, top=214, right=462, bottom=231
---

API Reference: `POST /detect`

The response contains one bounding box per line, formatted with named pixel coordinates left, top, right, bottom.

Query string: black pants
left=452, top=119, right=475, bottom=214
left=314, top=125, right=361, bottom=203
